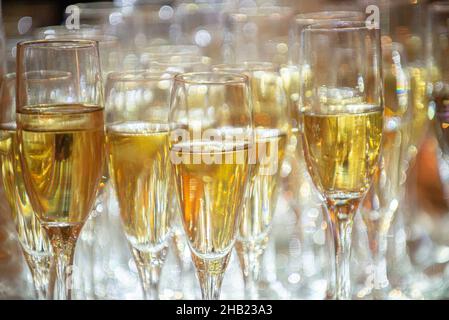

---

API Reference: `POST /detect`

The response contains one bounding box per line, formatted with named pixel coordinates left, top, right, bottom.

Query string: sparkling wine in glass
left=105, top=70, right=174, bottom=299
left=16, top=40, right=105, bottom=300
left=169, top=72, right=254, bottom=300
left=0, top=71, right=71, bottom=299
left=300, top=21, right=384, bottom=299
left=213, top=62, right=289, bottom=299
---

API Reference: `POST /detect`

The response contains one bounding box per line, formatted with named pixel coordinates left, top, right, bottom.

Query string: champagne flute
left=213, top=62, right=289, bottom=299
left=105, top=70, right=174, bottom=300
left=169, top=72, right=253, bottom=300
left=0, top=72, right=63, bottom=299
left=361, top=40, right=411, bottom=299
left=149, top=53, right=212, bottom=297
left=15, top=40, right=105, bottom=300
left=34, top=27, right=123, bottom=298
left=300, top=21, right=384, bottom=300
left=283, top=11, right=365, bottom=297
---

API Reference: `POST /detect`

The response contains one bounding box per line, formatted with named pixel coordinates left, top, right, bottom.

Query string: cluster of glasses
left=1, top=0, right=449, bottom=300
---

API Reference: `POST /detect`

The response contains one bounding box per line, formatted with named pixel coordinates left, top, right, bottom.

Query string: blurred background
left=1, top=0, right=449, bottom=300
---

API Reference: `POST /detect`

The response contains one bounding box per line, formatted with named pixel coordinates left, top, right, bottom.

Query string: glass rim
left=212, top=61, right=276, bottom=73
left=23, top=70, right=73, bottom=81
left=107, top=69, right=176, bottom=82
left=7, top=71, right=73, bottom=83
left=38, top=33, right=119, bottom=44
left=35, top=24, right=102, bottom=34
left=294, top=11, right=364, bottom=24
left=17, top=39, right=98, bottom=50
left=304, top=20, right=374, bottom=32
left=174, top=72, right=249, bottom=85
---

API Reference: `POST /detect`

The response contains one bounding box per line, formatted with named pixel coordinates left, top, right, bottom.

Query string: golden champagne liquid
left=172, top=141, right=250, bottom=258
left=107, top=121, right=171, bottom=250
left=0, top=124, right=50, bottom=253
left=0, top=125, right=16, bottom=213
left=409, top=65, right=429, bottom=151
left=239, top=129, right=287, bottom=242
left=17, top=104, right=105, bottom=230
left=364, top=120, right=408, bottom=212
left=303, top=105, right=383, bottom=200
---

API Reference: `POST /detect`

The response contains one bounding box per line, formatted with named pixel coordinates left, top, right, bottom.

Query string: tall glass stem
left=46, top=224, right=81, bottom=300
left=235, top=239, right=266, bottom=299
left=131, top=245, right=168, bottom=300
left=364, top=208, right=395, bottom=299
left=81, top=181, right=110, bottom=299
left=192, top=253, right=230, bottom=300
left=327, top=198, right=359, bottom=300
left=23, top=252, right=54, bottom=300
left=372, top=229, right=389, bottom=297
left=172, top=228, right=198, bottom=299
